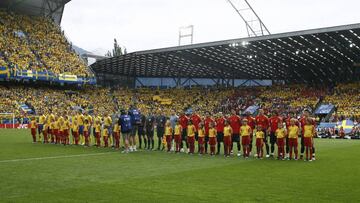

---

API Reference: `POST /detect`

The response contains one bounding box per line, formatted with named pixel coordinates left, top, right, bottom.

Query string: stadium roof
left=91, top=23, right=360, bottom=83
left=0, top=0, right=70, bottom=25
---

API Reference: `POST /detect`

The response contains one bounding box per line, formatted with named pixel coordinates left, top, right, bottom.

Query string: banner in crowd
left=317, top=119, right=355, bottom=134
left=0, top=66, right=10, bottom=78
left=0, top=67, right=96, bottom=85
left=315, top=104, right=335, bottom=114
left=59, top=74, right=78, bottom=82
left=244, top=105, right=259, bottom=115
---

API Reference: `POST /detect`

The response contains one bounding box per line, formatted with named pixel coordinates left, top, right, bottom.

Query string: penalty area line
left=0, top=152, right=116, bottom=163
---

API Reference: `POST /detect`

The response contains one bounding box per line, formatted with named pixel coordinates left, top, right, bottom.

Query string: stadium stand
left=258, top=85, right=329, bottom=116
left=0, top=10, right=89, bottom=77
left=0, top=82, right=358, bottom=124
left=324, top=82, right=360, bottom=122
left=112, top=87, right=234, bottom=116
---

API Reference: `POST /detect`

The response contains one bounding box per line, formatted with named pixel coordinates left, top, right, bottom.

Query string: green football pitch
left=0, top=129, right=360, bottom=203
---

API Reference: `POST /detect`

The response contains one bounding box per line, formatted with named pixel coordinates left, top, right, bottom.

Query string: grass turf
left=0, top=129, right=360, bottom=203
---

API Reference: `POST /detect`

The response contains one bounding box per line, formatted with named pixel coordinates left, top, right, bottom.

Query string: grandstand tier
left=1, top=83, right=359, bottom=126
left=0, top=2, right=95, bottom=85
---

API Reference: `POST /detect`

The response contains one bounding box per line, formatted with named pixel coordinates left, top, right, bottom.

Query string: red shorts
left=304, top=137, right=312, bottom=147
left=288, top=138, right=298, bottom=147
left=31, top=128, right=36, bottom=136
left=96, top=132, right=101, bottom=138
left=241, top=136, right=250, bottom=145
left=256, top=138, right=263, bottom=147
left=84, top=131, right=89, bottom=137
left=174, top=134, right=181, bottom=143
left=277, top=138, right=284, bottom=147
left=53, top=129, right=59, bottom=136
left=113, top=132, right=119, bottom=138
left=209, top=137, right=216, bottom=145
left=198, top=137, right=205, bottom=145
left=59, top=131, right=64, bottom=137
left=165, top=135, right=172, bottom=142
left=64, top=130, right=69, bottom=137
left=187, top=136, right=195, bottom=144
left=224, top=136, right=232, bottom=145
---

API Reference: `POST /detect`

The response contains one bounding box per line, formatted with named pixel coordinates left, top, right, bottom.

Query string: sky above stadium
left=61, top=0, right=360, bottom=55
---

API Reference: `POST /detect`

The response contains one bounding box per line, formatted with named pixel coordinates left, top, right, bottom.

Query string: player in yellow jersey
left=240, top=119, right=252, bottom=158
left=76, top=111, right=85, bottom=145
left=70, top=112, right=76, bottom=143
left=103, top=113, right=113, bottom=146
left=223, top=120, right=233, bottom=157
left=37, top=113, right=46, bottom=143
left=93, top=113, right=102, bottom=145
left=255, top=125, right=265, bottom=159
left=94, top=119, right=101, bottom=147
left=275, top=123, right=287, bottom=160
left=187, top=120, right=196, bottom=154
left=29, top=117, right=37, bottom=143
left=84, top=112, right=93, bottom=144
left=83, top=119, right=90, bottom=147
left=174, top=120, right=182, bottom=153
left=103, top=127, right=109, bottom=147
left=303, top=118, right=315, bottom=161
left=63, top=115, right=70, bottom=145
left=288, top=119, right=299, bottom=160
left=208, top=122, right=217, bottom=156
left=72, top=120, right=79, bottom=145
left=113, top=121, right=121, bottom=150
left=58, top=115, right=65, bottom=144
left=53, top=116, right=60, bottom=144
left=197, top=122, right=205, bottom=155
left=164, top=120, right=173, bottom=152
left=42, top=122, right=49, bottom=144
left=48, top=112, right=55, bottom=143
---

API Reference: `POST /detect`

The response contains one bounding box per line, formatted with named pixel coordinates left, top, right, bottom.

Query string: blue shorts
left=38, top=124, right=43, bottom=134
left=106, top=126, right=112, bottom=135
left=79, top=125, right=84, bottom=135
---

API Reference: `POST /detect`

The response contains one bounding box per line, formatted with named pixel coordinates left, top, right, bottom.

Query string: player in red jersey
left=228, top=110, right=241, bottom=156
left=204, top=112, right=214, bottom=154
left=179, top=112, right=189, bottom=151
left=255, top=109, right=270, bottom=157
left=190, top=110, right=201, bottom=152
left=244, top=111, right=256, bottom=155
left=216, top=112, right=226, bottom=155
left=268, top=110, right=283, bottom=157
left=299, top=109, right=316, bottom=160
left=285, top=112, right=299, bottom=159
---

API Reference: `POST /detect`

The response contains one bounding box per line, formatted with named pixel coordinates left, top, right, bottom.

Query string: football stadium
left=0, top=0, right=360, bottom=202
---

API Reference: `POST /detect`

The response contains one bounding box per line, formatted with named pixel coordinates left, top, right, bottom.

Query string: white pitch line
left=0, top=152, right=115, bottom=163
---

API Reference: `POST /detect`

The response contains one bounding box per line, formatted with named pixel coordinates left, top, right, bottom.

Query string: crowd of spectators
left=0, top=85, right=114, bottom=120
left=0, top=10, right=89, bottom=76
left=0, top=82, right=358, bottom=122
left=112, top=87, right=234, bottom=116
left=324, top=83, right=360, bottom=122
left=258, top=85, right=329, bottom=117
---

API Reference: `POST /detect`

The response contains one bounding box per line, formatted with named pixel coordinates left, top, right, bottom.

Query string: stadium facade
left=92, top=24, right=360, bottom=87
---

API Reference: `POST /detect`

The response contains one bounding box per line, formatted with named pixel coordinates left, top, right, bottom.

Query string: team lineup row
left=28, top=108, right=317, bottom=161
